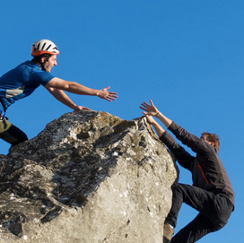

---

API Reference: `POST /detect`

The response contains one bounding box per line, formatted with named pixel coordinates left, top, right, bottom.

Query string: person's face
left=42, top=55, right=57, bottom=72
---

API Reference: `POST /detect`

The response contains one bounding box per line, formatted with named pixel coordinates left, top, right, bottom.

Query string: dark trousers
left=165, top=183, right=234, bottom=243
left=0, top=118, right=28, bottom=148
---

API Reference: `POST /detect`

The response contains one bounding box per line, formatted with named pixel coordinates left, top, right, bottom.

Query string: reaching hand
left=74, top=106, right=91, bottom=111
left=97, top=86, right=118, bottom=102
left=140, top=99, right=159, bottom=116
left=144, top=114, right=156, bottom=125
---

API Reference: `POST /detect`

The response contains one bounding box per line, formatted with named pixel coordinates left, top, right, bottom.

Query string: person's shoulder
left=14, top=60, right=38, bottom=70
left=23, top=61, right=46, bottom=75
left=22, top=60, right=39, bottom=68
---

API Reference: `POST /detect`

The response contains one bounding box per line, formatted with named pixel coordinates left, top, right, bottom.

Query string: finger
left=108, top=94, right=117, bottom=100
left=149, top=99, right=155, bottom=107
left=139, top=106, right=147, bottom=111
left=140, top=103, right=147, bottom=108
left=109, top=94, right=118, bottom=98
left=140, top=104, right=149, bottom=110
left=142, top=102, right=150, bottom=107
left=105, top=97, right=112, bottom=102
left=144, top=113, right=152, bottom=117
left=81, top=107, right=91, bottom=110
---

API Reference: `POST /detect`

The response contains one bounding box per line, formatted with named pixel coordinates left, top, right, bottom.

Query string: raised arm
left=140, top=99, right=172, bottom=128
left=143, top=114, right=195, bottom=171
left=140, top=99, right=211, bottom=154
left=143, top=114, right=166, bottom=138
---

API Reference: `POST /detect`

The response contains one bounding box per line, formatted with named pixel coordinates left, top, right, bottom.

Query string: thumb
left=103, top=86, right=110, bottom=91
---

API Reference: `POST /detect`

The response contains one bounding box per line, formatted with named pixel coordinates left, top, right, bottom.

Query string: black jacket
left=160, top=121, right=235, bottom=207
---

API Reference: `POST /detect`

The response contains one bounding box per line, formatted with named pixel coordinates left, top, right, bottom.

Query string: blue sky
left=1, top=1, right=243, bottom=242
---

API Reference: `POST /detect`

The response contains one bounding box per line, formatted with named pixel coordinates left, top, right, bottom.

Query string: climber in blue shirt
left=0, top=39, right=118, bottom=150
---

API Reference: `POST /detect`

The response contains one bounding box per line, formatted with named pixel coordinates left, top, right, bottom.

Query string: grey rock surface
left=0, top=110, right=178, bottom=243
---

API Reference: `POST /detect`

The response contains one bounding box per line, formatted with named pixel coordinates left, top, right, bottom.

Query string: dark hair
left=201, top=132, right=220, bottom=151
left=31, top=53, right=52, bottom=63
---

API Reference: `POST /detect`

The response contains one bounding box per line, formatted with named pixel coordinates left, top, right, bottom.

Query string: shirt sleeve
left=160, top=131, right=195, bottom=171
left=168, top=121, right=212, bottom=154
left=30, top=71, right=55, bottom=86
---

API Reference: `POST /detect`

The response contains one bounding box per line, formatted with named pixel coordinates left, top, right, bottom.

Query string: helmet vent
left=42, top=43, right=46, bottom=50
left=31, top=39, right=59, bottom=56
left=36, top=43, right=40, bottom=51
left=46, top=44, right=52, bottom=51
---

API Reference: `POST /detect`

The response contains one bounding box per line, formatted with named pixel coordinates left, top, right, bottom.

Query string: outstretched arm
left=45, top=77, right=118, bottom=102
left=140, top=99, right=172, bottom=128
left=140, top=99, right=211, bottom=154
left=143, top=114, right=194, bottom=171
left=46, top=87, right=90, bottom=111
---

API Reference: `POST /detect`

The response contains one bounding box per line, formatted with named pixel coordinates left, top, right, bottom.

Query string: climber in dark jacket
left=140, top=99, right=234, bottom=243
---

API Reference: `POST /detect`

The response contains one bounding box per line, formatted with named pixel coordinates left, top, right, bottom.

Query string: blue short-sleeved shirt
left=0, top=61, right=55, bottom=114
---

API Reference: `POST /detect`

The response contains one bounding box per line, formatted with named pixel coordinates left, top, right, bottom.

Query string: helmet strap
left=40, top=57, right=49, bottom=71
left=40, top=62, right=46, bottom=71
left=32, top=54, right=51, bottom=72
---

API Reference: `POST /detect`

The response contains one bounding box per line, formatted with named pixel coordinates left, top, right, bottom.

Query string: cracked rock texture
left=0, top=110, right=178, bottom=243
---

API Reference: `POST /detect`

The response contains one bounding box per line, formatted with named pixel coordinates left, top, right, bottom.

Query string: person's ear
left=40, top=56, right=46, bottom=64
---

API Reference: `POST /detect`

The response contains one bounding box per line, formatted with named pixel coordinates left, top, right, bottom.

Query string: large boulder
left=0, top=111, right=178, bottom=243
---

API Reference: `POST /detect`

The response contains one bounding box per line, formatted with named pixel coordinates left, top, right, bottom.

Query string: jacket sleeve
left=160, top=130, right=195, bottom=171
left=168, top=121, right=210, bottom=154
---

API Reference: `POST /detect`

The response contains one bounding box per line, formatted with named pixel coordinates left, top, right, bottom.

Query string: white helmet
left=31, top=39, right=59, bottom=56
